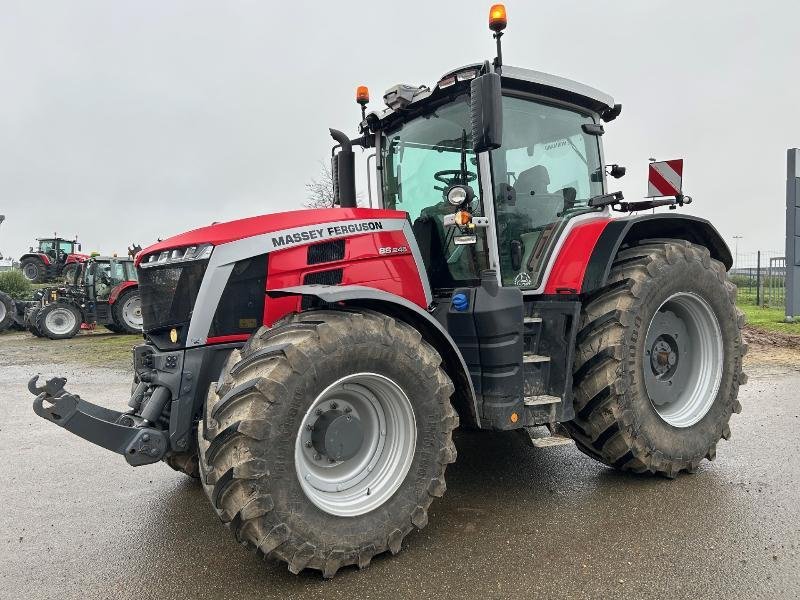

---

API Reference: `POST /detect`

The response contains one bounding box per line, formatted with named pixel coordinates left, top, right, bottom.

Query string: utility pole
left=732, top=235, right=742, bottom=271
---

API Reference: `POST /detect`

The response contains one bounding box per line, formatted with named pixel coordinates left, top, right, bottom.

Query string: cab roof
left=371, top=63, right=616, bottom=125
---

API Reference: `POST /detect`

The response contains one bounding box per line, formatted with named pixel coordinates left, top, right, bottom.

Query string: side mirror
left=510, top=239, right=523, bottom=271
left=607, top=164, right=626, bottom=179
left=470, top=73, right=503, bottom=153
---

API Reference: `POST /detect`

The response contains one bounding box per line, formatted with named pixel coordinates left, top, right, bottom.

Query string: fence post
left=756, top=251, right=762, bottom=307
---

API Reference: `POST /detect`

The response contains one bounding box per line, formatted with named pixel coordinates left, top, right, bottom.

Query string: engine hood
left=136, top=207, right=407, bottom=266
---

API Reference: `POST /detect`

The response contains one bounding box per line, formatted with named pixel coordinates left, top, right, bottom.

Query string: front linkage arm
left=28, top=375, right=168, bottom=466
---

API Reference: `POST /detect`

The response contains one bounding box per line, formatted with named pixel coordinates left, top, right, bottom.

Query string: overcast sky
left=1, top=0, right=798, bottom=263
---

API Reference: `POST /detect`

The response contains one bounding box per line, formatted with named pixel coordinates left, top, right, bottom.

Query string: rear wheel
left=112, top=288, right=142, bottom=333
left=21, top=258, right=44, bottom=282
left=198, top=309, right=458, bottom=577
left=566, top=241, right=747, bottom=477
left=36, top=302, right=82, bottom=340
left=0, top=291, right=13, bottom=332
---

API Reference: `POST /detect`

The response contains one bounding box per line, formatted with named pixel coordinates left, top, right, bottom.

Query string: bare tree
left=304, top=162, right=365, bottom=209
left=304, top=163, right=336, bottom=209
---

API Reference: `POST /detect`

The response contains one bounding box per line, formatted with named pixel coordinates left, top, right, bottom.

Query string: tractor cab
left=82, top=256, right=137, bottom=303
left=373, top=68, right=612, bottom=292
left=37, top=237, right=78, bottom=261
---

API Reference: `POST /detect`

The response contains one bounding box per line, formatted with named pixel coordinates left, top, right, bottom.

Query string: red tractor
left=28, top=6, right=745, bottom=578
left=26, top=255, right=142, bottom=339
left=19, top=236, right=89, bottom=283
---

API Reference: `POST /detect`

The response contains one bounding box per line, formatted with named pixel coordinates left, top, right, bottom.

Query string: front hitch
left=28, top=375, right=168, bottom=466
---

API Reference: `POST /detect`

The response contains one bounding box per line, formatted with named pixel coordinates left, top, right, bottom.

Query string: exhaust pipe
left=329, top=129, right=357, bottom=208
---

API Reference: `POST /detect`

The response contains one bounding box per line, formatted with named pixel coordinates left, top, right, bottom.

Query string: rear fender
left=108, top=281, right=138, bottom=305
left=582, top=214, right=733, bottom=295
left=269, top=284, right=480, bottom=428
left=20, top=252, right=50, bottom=266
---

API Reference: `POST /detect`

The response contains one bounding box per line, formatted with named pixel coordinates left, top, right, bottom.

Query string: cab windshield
left=381, top=96, right=489, bottom=288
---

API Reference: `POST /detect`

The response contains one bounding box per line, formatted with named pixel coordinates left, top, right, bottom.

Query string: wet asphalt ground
left=1, top=350, right=799, bottom=599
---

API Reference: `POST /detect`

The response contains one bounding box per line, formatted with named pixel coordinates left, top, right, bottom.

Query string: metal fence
left=729, top=251, right=786, bottom=307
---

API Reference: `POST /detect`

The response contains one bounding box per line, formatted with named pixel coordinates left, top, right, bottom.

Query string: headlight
left=446, top=185, right=474, bottom=206
left=140, top=243, right=213, bottom=268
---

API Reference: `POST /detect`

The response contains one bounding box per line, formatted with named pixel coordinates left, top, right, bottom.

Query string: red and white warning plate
left=647, top=159, right=683, bottom=198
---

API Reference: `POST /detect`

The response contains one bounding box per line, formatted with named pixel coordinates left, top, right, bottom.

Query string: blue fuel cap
left=452, top=292, right=469, bottom=311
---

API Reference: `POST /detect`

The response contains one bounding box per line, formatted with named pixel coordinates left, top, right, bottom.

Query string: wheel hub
left=649, top=335, right=679, bottom=378
left=309, top=407, right=365, bottom=462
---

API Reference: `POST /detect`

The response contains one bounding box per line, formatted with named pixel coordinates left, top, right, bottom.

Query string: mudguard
left=108, top=280, right=138, bottom=305
left=582, top=214, right=733, bottom=295
left=269, top=284, right=480, bottom=427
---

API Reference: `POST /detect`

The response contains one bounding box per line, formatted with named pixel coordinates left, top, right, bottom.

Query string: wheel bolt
left=328, top=458, right=336, bottom=463
left=315, top=409, right=323, bottom=416
left=330, top=402, right=337, bottom=409
left=306, top=424, right=313, bottom=431
left=314, top=453, right=321, bottom=461
left=305, top=440, right=312, bottom=448
left=344, top=407, right=352, bottom=413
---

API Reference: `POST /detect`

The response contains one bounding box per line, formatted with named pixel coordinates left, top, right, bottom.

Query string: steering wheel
left=433, top=169, right=477, bottom=188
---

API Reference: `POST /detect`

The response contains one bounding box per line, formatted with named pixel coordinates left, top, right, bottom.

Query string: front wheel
left=0, top=291, right=14, bottom=332
left=36, top=302, right=82, bottom=340
left=198, top=309, right=458, bottom=577
left=565, top=241, right=747, bottom=477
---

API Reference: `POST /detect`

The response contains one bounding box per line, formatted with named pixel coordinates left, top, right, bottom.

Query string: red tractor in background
left=19, top=235, right=89, bottom=283
left=26, top=255, right=142, bottom=339
left=28, top=5, right=746, bottom=578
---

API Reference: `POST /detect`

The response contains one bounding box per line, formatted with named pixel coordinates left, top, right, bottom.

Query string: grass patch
left=737, top=303, right=800, bottom=336
left=0, top=329, right=141, bottom=370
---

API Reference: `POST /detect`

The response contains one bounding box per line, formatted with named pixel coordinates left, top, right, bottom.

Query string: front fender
left=269, top=284, right=480, bottom=428
left=20, top=252, right=50, bottom=266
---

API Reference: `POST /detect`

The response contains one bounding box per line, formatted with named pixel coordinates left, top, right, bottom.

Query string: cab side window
left=491, top=96, right=603, bottom=288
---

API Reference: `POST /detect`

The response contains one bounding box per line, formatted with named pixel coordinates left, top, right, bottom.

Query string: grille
left=307, top=240, right=345, bottom=265
left=303, top=269, right=343, bottom=286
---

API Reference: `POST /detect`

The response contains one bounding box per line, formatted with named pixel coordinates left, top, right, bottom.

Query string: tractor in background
left=19, top=235, right=89, bottom=283
left=26, top=255, right=141, bottom=339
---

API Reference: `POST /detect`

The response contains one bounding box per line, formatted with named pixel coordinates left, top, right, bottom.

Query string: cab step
left=530, top=435, right=574, bottom=448
left=523, top=316, right=543, bottom=324
left=522, top=353, right=550, bottom=364
left=523, top=394, right=561, bottom=406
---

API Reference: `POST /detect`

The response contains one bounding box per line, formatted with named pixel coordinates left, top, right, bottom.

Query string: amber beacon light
left=489, top=4, right=507, bottom=32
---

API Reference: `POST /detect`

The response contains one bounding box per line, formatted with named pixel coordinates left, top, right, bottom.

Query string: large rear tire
left=565, top=241, right=747, bottom=477
left=0, top=291, right=13, bottom=332
left=112, top=288, right=143, bottom=334
left=197, top=309, right=458, bottom=577
left=21, top=258, right=45, bottom=282
left=36, top=302, right=82, bottom=340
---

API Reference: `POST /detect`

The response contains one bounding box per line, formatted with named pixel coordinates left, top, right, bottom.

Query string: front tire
left=198, top=309, right=458, bottom=577
left=566, top=241, right=746, bottom=477
left=36, top=302, right=82, bottom=340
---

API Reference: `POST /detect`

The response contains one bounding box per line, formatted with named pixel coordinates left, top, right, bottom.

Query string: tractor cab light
left=356, top=86, right=369, bottom=105
left=454, top=211, right=472, bottom=227
left=489, top=4, right=507, bottom=32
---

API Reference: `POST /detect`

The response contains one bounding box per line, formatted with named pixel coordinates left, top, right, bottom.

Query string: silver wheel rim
left=295, top=373, right=417, bottom=517
left=644, top=292, right=723, bottom=428
left=122, top=295, right=143, bottom=330
left=0, top=301, right=6, bottom=322
left=23, top=263, right=38, bottom=280
left=44, top=307, right=77, bottom=336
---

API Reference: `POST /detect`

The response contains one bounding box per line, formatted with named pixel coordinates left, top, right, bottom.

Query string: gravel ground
left=1, top=336, right=799, bottom=599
